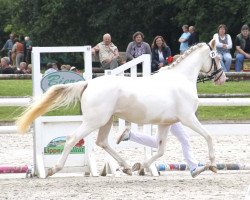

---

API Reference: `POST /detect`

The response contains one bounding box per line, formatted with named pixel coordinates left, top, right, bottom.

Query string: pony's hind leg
left=95, top=117, right=132, bottom=175
left=47, top=122, right=96, bottom=177
left=181, top=114, right=217, bottom=173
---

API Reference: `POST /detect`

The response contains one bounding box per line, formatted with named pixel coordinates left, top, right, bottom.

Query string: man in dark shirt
left=188, top=26, right=199, bottom=46
left=0, top=57, right=15, bottom=74
left=235, top=24, right=250, bottom=72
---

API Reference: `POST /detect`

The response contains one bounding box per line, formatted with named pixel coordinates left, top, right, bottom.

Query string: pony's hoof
left=132, top=162, right=142, bottom=172
left=209, top=165, right=217, bottom=173
left=122, top=168, right=132, bottom=176
left=46, top=168, right=53, bottom=177
left=138, top=168, right=145, bottom=176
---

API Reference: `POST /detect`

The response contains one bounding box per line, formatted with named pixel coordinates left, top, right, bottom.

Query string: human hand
left=222, top=44, right=227, bottom=49
left=158, top=63, right=164, bottom=68
left=245, top=53, right=250, bottom=59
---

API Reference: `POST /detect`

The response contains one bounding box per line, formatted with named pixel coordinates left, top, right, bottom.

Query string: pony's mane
left=159, top=42, right=206, bottom=71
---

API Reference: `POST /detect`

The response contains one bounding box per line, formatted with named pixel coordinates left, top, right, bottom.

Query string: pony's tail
left=16, top=81, right=88, bottom=134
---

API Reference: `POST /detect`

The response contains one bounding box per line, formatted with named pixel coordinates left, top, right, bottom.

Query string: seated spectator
left=44, top=62, right=58, bottom=76
left=151, top=36, right=171, bottom=72
left=92, top=33, right=121, bottom=70
left=178, top=25, right=190, bottom=54
left=26, top=64, right=32, bottom=74
left=0, top=57, right=15, bottom=74
left=15, top=61, right=28, bottom=74
left=126, top=31, right=151, bottom=61
left=188, top=26, right=199, bottom=46
left=234, top=24, right=250, bottom=72
left=60, top=64, right=68, bottom=71
left=52, top=63, right=59, bottom=71
left=213, top=24, right=232, bottom=72
left=70, top=66, right=80, bottom=74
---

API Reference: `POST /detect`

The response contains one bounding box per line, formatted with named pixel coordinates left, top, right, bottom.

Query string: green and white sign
left=41, top=71, right=85, bottom=92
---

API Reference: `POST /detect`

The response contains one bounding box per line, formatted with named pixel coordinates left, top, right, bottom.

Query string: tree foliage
left=0, top=0, right=249, bottom=54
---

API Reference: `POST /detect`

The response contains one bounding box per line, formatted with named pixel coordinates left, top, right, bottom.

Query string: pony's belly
left=114, top=111, right=178, bottom=125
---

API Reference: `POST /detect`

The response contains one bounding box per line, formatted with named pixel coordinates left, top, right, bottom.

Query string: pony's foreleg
left=47, top=122, right=95, bottom=177
left=181, top=114, right=217, bottom=173
left=138, top=125, right=170, bottom=175
left=95, top=117, right=132, bottom=175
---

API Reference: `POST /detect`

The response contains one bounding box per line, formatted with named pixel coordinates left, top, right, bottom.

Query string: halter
left=197, top=43, right=224, bottom=83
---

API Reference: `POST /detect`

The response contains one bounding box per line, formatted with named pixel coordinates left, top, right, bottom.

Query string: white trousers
left=129, top=122, right=198, bottom=170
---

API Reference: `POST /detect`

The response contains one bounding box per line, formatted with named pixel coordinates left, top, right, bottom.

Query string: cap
left=241, top=24, right=249, bottom=31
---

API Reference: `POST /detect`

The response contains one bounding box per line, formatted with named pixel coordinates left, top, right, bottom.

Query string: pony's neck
left=171, top=51, right=204, bottom=83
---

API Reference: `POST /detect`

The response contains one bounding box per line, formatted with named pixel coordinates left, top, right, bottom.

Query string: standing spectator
left=0, top=57, right=14, bottom=74
left=178, top=25, right=191, bottom=54
left=24, top=36, right=32, bottom=64
left=1, top=33, right=15, bottom=64
left=188, top=26, right=199, bottom=46
left=12, top=37, right=25, bottom=69
left=126, top=31, right=151, bottom=61
left=92, top=33, right=120, bottom=70
left=151, top=36, right=171, bottom=72
left=234, top=24, right=250, bottom=72
left=213, top=24, right=232, bottom=72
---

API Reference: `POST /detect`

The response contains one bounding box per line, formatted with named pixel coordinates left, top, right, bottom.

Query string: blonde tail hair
left=16, top=81, right=88, bottom=134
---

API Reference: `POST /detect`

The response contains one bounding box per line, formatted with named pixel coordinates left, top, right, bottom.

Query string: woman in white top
left=213, top=24, right=232, bottom=72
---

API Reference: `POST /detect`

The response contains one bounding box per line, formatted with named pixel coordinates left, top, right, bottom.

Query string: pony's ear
left=209, top=39, right=216, bottom=49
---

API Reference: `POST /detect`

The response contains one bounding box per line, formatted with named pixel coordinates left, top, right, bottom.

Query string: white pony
left=16, top=39, right=226, bottom=177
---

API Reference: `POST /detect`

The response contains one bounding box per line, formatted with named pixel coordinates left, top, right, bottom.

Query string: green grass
left=0, top=106, right=81, bottom=122
left=0, top=80, right=32, bottom=96
left=197, top=81, right=250, bottom=94
left=1, top=80, right=250, bottom=121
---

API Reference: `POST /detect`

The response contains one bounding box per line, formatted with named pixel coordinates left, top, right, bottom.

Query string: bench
left=230, top=58, right=250, bottom=71
left=92, top=52, right=127, bottom=73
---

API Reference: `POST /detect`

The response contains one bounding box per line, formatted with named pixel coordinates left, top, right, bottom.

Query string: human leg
left=223, top=53, right=232, bottom=72
left=170, top=122, right=198, bottom=171
left=116, top=128, right=158, bottom=148
left=109, top=58, right=119, bottom=69
left=235, top=53, right=245, bottom=72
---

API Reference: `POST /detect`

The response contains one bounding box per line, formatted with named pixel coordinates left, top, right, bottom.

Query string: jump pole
left=155, top=163, right=250, bottom=172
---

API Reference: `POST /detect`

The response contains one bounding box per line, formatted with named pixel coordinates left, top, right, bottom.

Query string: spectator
left=92, top=33, right=121, bottom=70
left=213, top=24, right=232, bottom=72
left=178, top=25, right=191, bottom=54
left=151, top=36, right=171, bottom=72
left=70, top=66, right=81, bottom=74
left=0, top=57, right=14, bottom=74
left=52, top=63, right=59, bottom=71
left=44, top=62, right=58, bottom=76
left=188, top=26, right=199, bottom=46
left=26, top=64, right=32, bottom=74
left=126, top=31, right=151, bottom=61
left=15, top=62, right=27, bottom=74
left=60, top=64, right=68, bottom=71
left=12, top=37, right=25, bottom=69
left=1, top=33, right=15, bottom=64
left=116, top=123, right=208, bottom=178
left=24, top=36, right=32, bottom=64
left=234, top=24, right=250, bottom=72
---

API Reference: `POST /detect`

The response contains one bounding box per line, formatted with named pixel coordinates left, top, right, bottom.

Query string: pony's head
left=202, top=39, right=227, bottom=85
